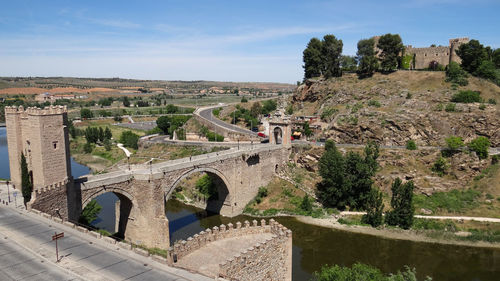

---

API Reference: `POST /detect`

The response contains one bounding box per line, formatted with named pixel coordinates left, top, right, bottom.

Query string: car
left=257, top=132, right=266, bottom=138
left=260, top=138, right=269, bottom=143
left=251, top=127, right=259, bottom=132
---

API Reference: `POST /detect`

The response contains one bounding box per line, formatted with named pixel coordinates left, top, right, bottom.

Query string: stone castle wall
left=170, top=219, right=292, bottom=281
left=404, top=37, right=469, bottom=69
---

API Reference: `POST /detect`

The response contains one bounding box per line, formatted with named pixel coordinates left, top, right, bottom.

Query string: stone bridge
left=34, top=144, right=290, bottom=250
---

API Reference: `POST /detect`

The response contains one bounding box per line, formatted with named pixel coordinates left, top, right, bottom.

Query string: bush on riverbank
left=313, top=263, right=431, bottom=281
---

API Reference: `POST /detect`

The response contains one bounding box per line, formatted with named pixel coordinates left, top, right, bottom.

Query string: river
left=1, top=127, right=499, bottom=280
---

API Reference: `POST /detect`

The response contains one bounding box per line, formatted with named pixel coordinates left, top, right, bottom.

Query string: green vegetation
left=377, top=33, right=404, bottom=73
left=80, top=108, right=94, bottom=119
left=196, top=174, right=218, bottom=200
left=406, top=140, right=417, bottom=150
left=445, top=135, right=464, bottom=151
left=468, top=136, right=490, bottom=159
left=254, top=187, right=269, bottom=204
left=361, top=188, right=384, bottom=227
left=451, top=90, right=482, bottom=103
left=317, top=140, right=379, bottom=210
left=199, top=126, right=224, bottom=142
left=230, top=105, right=259, bottom=129
left=414, top=189, right=481, bottom=213
left=445, top=61, right=469, bottom=86
left=401, top=54, right=413, bottom=70
left=356, top=38, right=379, bottom=78
left=431, top=156, right=448, bottom=176
left=84, top=126, right=112, bottom=144
left=156, top=115, right=191, bottom=137
left=320, top=107, right=338, bottom=121
left=303, top=35, right=343, bottom=79
left=241, top=96, right=248, bottom=103
left=385, top=178, right=415, bottom=229
left=313, top=263, right=430, bottom=281
left=261, top=99, right=277, bottom=115
left=445, top=103, right=456, bottom=112
left=119, top=130, right=140, bottom=149
left=79, top=200, right=102, bottom=225
left=340, top=55, right=357, bottom=72
left=21, top=153, right=32, bottom=204
left=456, top=39, right=500, bottom=85
left=367, top=100, right=381, bottom=107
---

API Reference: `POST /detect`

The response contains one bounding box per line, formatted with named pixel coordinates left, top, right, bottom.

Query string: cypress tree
left=21, top=153, right=33, bottom=204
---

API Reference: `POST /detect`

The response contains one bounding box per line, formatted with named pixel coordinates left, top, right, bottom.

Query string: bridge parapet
left=170, top=219, right=292, bottom=280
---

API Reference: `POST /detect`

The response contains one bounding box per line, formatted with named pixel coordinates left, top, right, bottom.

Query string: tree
left=156, top=116, right=171, bottom=135
left=98, top=127, right=104, bottom=142
left=445, top=61, right=469, bottom=86
left=386, top=178, right=414, bottom=229
left=303, top=122, right=312, bottom=137
left=122, top=96, right=130, bottom=107
left=79, top=199, right=102, bottom=225
left=431, top=156, right=448, bottom=176
left=300, top=195, right=313, bottom=214
left=303, top=37, right=323, bottom=79
left=241, top=97, right=248, bottom=103
left=357, top=38, right=379, bottom=77
left=250, top=102, right=262, bottom=118
left=80, top=108, right=93, bottom=119
left=492, top=48, right=500, bottom=68
left=120, top=130, right=140, bottom=149
left=321, top=34, right=343, bottom=78
left=406, top=140, right=417, bottom=150
left=104, top=127, right=112, bottom=140
left=456, top=39, right=488, bottom=74
left=21, top=153, right=32, bottom=204
left=261, top=99, right=277, bottom=115
left=83, top=142, right=94, bottom=153
left=475, top=60, right=497, bottom=80
left=361, top=188, right=384, bottom=227
left=377, top=34, right=404, bottom=72
left=468, top=136, right=490, bottom=159
left=317, top=140, right=347, bottom=208
left=340, top=55, right=357, bottom=72
left=314, top=263, right=426, bottom=281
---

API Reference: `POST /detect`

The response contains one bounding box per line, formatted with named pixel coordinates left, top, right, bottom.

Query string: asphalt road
left=197, top=107, right=258, bottom=137
left=0, top=206, right=209, bottom=281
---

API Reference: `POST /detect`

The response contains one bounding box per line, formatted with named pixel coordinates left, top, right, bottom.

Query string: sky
left=0, top=0, right=498, bottom=83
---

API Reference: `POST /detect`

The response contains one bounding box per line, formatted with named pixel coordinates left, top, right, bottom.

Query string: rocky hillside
left=292, top=71, right=500, bottom=146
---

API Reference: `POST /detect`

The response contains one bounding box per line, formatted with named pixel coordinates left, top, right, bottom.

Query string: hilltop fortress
left=374, top=36, right=470, bottom=70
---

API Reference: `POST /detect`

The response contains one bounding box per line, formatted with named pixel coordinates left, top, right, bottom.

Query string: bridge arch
left=165, top=167, right=232, bottom=215
left=81, top=186, right=136, bottom=238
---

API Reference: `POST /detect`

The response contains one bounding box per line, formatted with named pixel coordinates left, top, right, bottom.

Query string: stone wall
left=405, top=46, right=451, bottom=69
left=170, top=219, right=292, bottom=281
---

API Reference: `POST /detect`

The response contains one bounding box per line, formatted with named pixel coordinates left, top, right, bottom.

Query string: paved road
left=196, top=107, right=258, bottom=137
left=0, top=205, right=210, bottom=281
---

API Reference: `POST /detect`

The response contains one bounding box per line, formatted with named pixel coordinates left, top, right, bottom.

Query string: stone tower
left=268, top=120, right=292, bottom=148
left=449, top=37, right=470, bottom=65
left=5, top=105, right=72, bottom=195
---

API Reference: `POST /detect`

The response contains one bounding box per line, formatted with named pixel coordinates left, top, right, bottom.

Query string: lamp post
left=6, top=180, right=10, bottom=203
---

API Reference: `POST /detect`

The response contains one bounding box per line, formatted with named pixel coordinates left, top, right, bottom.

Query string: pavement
left=0, top=186, right=213, bottom=281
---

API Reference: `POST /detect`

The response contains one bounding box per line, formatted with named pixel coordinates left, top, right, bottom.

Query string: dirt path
left=339, top=211, right=500, bottom=223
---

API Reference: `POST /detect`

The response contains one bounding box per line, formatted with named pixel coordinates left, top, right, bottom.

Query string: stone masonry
left=170, top=219, right=292, bottom=281
left=405, top=38, right=469, bottom=69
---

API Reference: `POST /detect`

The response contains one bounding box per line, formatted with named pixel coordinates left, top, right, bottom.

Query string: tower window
left=53, top=141, right=58, bottom=149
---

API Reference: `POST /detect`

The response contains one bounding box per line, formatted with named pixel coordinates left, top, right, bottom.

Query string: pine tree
left=361, top=188, right=384, bottom=227
left=21, top=153, right=33, bottom=204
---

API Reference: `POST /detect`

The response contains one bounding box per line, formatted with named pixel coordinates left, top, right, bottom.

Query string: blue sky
left=0, top=0, right=498, bottom=83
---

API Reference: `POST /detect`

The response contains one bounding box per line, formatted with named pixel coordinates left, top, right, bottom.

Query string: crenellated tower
left=5, top=105, right=73, bottom=217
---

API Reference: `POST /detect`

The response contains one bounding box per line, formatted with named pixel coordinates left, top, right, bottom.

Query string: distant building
left=35, top=92, right=80, bottom=103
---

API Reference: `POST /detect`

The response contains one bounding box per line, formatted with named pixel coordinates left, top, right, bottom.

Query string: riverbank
left=295, top=215, right=500, bottom=250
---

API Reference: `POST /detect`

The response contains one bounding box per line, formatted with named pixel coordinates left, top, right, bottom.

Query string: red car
left=257, top=132, right=266, bottom=138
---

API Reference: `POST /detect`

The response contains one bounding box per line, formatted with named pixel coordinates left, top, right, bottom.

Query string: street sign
left=52, top=232, right=64, bottom=262
left=52, top=232, right=64, bottom=240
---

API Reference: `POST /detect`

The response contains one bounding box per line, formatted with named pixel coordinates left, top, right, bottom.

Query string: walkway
left=340, top=211, right=500, bottom=223
left=175, top=233, right=273, bottom=278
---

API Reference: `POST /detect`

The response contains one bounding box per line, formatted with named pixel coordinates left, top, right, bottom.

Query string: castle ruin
left=373, top=36, right=469, bottom=69
left=405, top=38, right=469, bottom=69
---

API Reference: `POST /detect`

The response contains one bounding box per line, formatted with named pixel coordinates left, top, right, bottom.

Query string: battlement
left=34, top=178, right=70, bottom=194
left=4, top=105, right=68, bottom=116
left=450, top=37, right=470, bottom=45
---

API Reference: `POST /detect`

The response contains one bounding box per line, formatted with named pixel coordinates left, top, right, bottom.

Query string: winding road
left=196, top=106, right=258, bottom=137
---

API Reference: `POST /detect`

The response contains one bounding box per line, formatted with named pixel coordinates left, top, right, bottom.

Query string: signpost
left=52, top=232, right=64, bottom=262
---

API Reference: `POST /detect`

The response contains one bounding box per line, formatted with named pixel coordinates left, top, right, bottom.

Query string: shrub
left=414, top=189, right=481, bottom=213
left=492, top=155, right=499, bottom=165
left=479, top=104, right=486, bottom=110
left=113, top=113, right=122, bottom=122
left=367, top=100, right=381, bottom=107
left=406, top=92, right=412, bottom=99
left=321, top=107, right=338, bottom=121
left=468, top=136, right=490, bottom=159
left=79, top=199, right=102, bottom=225
left=300, top=195, right=313, bottom=214
left=258, top=187, right=268, bottom=198
left=314, top=263, right=425, bottom=281
left=406, top=140, right=417, bottom=150
left=119, top=130, right=140, bottom=149
left=241, top=97, right=248, bottom=103
left=451, top=90, right=482, bottom=103
left=103, top=139, right=112, bottom=151
left=431, top=157, right=448, bottom=176
left=445, top=136, right=465, bottom=151
left=488, top=98, right=497, bottom=105
left=445, top=103, right=456, bottom=112
left=445, top=61, right=468, bottom=86
left=83, top=142, right=94, bottom=153
left=196, top=174, right=218, bottom=200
